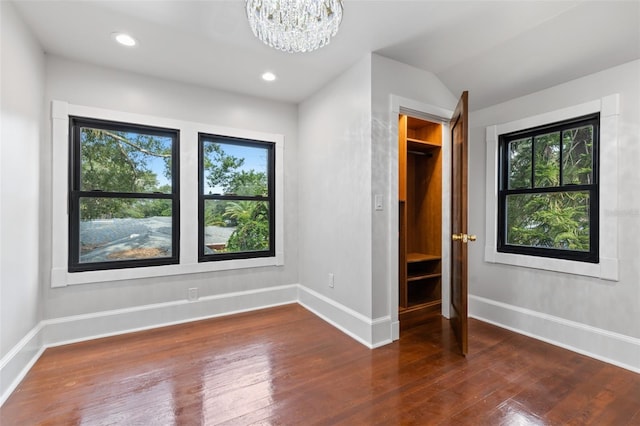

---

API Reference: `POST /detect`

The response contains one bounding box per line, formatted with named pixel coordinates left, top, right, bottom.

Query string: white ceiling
left=12, top=0, right=640, bottom=110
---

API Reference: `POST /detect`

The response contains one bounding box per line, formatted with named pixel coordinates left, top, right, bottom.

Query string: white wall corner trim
left=483, top=94, right=620, bottom=281
left=469, top=295, right=640, bottom=373
left=50, top=100, right=285, bottom=287
left=297, top=285, right=392, bottom=348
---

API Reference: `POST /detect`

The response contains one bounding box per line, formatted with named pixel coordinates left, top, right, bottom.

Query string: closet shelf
left=406, top=253, right=440, bottom=263
left=401, top=299, right=441, bottom=312
left=407, top=137, right=440, bottom=148
left=407, top=272, right=441, bottom=282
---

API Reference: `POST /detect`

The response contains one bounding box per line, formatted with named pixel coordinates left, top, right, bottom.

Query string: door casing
left=389, top=96, right=454, bottom=340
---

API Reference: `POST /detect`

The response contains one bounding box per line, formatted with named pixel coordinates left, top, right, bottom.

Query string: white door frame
left=389, top=95, right=454, bottom=340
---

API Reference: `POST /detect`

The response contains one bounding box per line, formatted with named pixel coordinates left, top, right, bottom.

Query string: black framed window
left=199, top=134, right=275, bottom=261
left=69, top=117, right=179, bottom=272
left=498, top=113, right=599, bottom=263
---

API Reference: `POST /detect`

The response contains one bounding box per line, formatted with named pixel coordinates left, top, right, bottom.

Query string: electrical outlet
left=328, top=273, right=335, bottom=288
left=188, top=287, right=198, bottom=302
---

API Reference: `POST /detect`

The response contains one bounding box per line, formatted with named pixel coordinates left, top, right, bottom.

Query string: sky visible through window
left=146, top=142, right=266, bottom=193
left=203, top=143, right=267, bottom=195
left=149, top=155, right=171, bottom=188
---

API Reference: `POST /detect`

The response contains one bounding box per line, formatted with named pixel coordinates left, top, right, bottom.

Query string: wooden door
left=450, top=91, right=470, bottom=355
left=398, top=115, right=408, bottom=308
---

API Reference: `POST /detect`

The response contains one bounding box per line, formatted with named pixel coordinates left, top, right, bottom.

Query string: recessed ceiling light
left=112, top=32, right=137, bottom=47
left=262, top=72, right=277, bottom=82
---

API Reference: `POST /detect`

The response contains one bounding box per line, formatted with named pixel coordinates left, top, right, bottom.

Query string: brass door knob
left=452, top=233, right=477, bottom=243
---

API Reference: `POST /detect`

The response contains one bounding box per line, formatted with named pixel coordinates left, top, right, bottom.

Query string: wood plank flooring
left=2, top=304, right=639, bottom=425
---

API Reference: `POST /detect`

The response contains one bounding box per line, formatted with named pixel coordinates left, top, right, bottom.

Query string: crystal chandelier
left=246, top=0, right=344, bottom=53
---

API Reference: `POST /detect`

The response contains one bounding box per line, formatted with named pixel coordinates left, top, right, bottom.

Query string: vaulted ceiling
left=12, top=0, right=640, bottom=110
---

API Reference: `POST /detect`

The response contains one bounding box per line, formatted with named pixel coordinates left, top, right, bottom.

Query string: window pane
left=506, top=191, right=590, bottom=251
left=80, top=127, right=173, bottom=193
left=78, top=198, right=173, bottom=263
left=203, top=200, right=270, bottom=254
left=202, top=141, right=268, bottom=196
left=562, top=125, right=594, bottom=185
left=533, top=132, right=560, bottom=188
left=507, top=137, right=532, bottom=189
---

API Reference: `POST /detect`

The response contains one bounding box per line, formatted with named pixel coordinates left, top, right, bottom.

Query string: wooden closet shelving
left=406, top=137, right=440, bottom=147
left=398, top=115, right=443, bottom=329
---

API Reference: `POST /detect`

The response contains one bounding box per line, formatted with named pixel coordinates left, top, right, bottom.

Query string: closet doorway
left=397, top=92, right=471, bottom=355
left=398, top=114, right=444, bottom=329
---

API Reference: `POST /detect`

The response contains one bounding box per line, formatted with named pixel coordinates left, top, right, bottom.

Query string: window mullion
left=77, top=190, right=173, bottom=199
left=559, top=130, right=564, bottom=186
left=504, top=184, right=593, bottom=196
left=530, top=136, right=535, bottom=189
left=204, top=194, right=269, bottom=202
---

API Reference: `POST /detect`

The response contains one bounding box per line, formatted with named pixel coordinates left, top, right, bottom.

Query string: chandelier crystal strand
left=246, top=0, right=344, bottom=53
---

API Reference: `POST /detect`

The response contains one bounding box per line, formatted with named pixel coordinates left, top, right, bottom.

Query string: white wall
left=297, top=54, right=458, bottom=346
left=41, top=56, right=299, bottom=320
left=298, top=54, right=373, bottom=324
left=468, top=60, right=640, bottom=370
left=2, top=39, right=301, bottom=405
left=0, top=0, right=45, bottom=393
left=371, top=55, right=457, bottom=327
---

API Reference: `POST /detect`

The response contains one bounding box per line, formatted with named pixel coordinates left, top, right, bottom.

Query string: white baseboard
left=11, top=290, right=636, bottom=406
left=0, top=325, right=45, bottom=406
left=469, top=294, right=640, bottom=373
left=391, top=320, right=400, bottom=341
left=1, top=284, right=397, bottom=406
left=41, top=284, right=298, bottom=347
left=297, top=285, right=392, bottom=349
left=1, top=284, right=298, bottom=405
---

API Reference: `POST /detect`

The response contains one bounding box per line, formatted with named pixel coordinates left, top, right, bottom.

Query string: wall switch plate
left=328, top=273, right=335, bottom=288
left=375, top=194, right=383, bottom=211
left=188, top=287, right=198, bottom=301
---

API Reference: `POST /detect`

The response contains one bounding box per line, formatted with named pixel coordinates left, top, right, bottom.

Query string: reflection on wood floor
left=2, top=304, right=639, bottom=425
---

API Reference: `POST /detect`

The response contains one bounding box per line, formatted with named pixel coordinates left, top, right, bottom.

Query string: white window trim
left=51, top=100, right=284, bottom=288
left=484, top=94, right=619, bottom=281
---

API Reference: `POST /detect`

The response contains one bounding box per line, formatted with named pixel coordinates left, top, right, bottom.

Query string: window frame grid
left=68, top=116, right=180, bottom=272
left=198, top=133, right=276, bottom=262
left=497, top=113, right=600, bottom=263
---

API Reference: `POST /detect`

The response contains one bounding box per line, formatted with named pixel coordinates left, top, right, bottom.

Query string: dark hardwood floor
left=2, top=304, right=639, bottom=425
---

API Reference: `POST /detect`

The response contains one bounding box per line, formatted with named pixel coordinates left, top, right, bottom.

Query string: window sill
left=51, top=253, right=284, bottom=287
left=484, top=247, right=618, bottom=281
